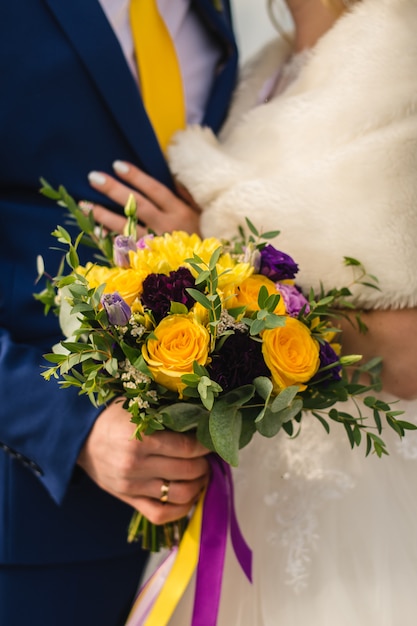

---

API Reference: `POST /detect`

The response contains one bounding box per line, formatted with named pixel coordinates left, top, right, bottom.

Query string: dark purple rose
left=278, top=283, right=310, bottom=317
left=208, top=332, right=270, bottom=392
left=259, top=245, right=298, bottom=281
left=141, top=267, right=196, bottom=322
left=310, top=342, right=342, bottom=387
left=113, top=235, right=137, bottom=268
left=101, top=292, right=131, bottom=326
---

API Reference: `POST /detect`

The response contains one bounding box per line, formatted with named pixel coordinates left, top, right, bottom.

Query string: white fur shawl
left=168, top=0, right=417, bottom=309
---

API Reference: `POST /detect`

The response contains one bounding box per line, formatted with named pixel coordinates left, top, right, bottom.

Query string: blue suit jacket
left=0, top=0, right=237, bottom=565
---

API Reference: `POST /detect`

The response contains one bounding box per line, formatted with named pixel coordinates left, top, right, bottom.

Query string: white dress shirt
left=98, top=0, right=222, bottom=123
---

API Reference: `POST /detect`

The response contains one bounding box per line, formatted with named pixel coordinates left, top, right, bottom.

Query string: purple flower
left=137, top=234, right=154, bottom=249
left=259, top=245, right=298, bottom=281
left=278, top=283, right=310, bottom=317
left=141, top=267, right=196, bottom=322
left=310, top=342, right=342, bottom=387
left=208, top=332, right=270, bottom=392
left=101, top=292, right=131, bottom=326
left=113, top=235, right=137, bottom=268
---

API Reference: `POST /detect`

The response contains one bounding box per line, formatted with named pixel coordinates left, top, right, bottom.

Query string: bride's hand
left=86, top=160, right=201, bottom=237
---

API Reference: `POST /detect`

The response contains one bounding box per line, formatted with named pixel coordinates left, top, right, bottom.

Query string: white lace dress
left=162, top=2, right=417, bottom=623
left=164, top=395, right=417, bottom=626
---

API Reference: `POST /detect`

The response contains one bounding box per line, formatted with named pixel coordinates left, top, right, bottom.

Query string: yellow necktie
left=129, top=0, right=186, bottom=152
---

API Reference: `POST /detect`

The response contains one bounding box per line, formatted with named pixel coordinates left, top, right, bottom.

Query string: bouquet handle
left=126, top=454, right=252, bottom=626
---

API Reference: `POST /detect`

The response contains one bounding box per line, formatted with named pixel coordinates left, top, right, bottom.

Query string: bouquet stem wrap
left=126, top=455, right=252, bottom=626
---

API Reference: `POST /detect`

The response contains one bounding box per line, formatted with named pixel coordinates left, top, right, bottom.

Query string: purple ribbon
left=191, top=454, right=252, bottom=626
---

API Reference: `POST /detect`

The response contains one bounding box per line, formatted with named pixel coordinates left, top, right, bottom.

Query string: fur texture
left=168, top=0, right=417, bottom=309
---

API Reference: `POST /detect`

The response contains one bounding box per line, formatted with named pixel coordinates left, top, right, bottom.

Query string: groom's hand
left=77, top=400, right=210, bottom=524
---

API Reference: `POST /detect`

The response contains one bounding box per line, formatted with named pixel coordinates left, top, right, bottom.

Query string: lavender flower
left=260, top=245, right=298, bottom=281
left=136, top=234, right=154, bottom=249
left=278, top=283, right=310, bottom=317
left=141, top=267, right=196, bottom=322
left=113, top=235, right=137, bottom=268
left=101, top=292, right=131, bottom=326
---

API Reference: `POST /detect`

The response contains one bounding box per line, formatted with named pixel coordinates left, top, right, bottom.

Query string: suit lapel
left=42, top=0, right=237, bottom=182
left=193, top=0, right=238, bottom=131
left=43, top=0, right=172, bottom=185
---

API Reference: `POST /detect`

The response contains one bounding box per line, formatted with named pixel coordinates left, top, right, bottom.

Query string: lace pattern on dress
left=240, top=417, right=356, bottom=592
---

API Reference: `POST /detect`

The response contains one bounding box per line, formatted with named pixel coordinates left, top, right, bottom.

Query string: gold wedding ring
left=160, top=479, right=170, bottom=503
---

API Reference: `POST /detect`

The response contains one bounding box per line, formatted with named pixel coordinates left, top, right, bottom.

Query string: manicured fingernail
left=113, top=160, right=130, bottom=174
left=79, top=200, right=94, bottom=213
left=88, top=171, right=106, bottom=185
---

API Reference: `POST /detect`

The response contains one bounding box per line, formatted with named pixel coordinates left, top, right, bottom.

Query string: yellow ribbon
left=129, top=0, right=186, bottom=152
left=127, top=493, right=204, bottom=625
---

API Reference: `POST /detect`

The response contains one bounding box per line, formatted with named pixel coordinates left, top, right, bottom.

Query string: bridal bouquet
left=36, top=181, right=412, bottom=554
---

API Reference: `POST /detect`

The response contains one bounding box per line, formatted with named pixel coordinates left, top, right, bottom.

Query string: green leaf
left=255, top=406, right=284, bottom=437
left=270, top=386, right=300, bottom=413
left=253, top=376, right=274, bottom=401
left=249, top=318, right=266, bottom=336
left=208, top=247, right=223, bottom=270
left=194, top=270, right=210, bottom=285
left=160, top=403, right=208, bottom=432
left=259, top=229, right=280, bottom=240
left=312, top=412, right=331, bottom=434
left=396, top=420, right=417, bottom=431
left=181, top=374, right=199, bottom=388
left=67, top=246, right=80, bottom=270
left=239, top=413, right=257, bottom=449
left=186, top=288, right=212, bottom=309
left=169, top=302, right=189, bottom=315
left=209, top=403, right=242, bottom=466
left=256, top=399, right=303, bottom=437
left=257, top=285, right=269, bottom=309
left=343, top=256, right=362, bottom=266
left=264, top=313, right=286, bottom=329
left=40, top=178, right=62, bottom=200
left=245, top=217, right=259, bottom=237
left=196, top=414, right=216, bottom=452
left=120, top=344, right=151, bottom=374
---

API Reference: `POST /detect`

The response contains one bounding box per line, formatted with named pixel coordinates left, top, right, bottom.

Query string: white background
left=230, top=1, right=290, bottom=62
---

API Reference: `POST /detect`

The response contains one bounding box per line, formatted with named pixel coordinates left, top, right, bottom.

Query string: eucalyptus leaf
left=160, top=403, right=208, bottom=432
left=271, top=386, right=300, bottom=413
left=196, top=414, right=216, bottom=452
left=253, top=376, right=274, bottom=401
left=209, top=402, right=242, bottom=466
left=255, top=406, right=283, bottom=438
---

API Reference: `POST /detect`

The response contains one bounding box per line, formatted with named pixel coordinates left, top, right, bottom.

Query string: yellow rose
left=234, top=275, right=286, bottom=315
left=142, top=315, right=210, bottom=394
left=262, top=317, right=320, bottom=392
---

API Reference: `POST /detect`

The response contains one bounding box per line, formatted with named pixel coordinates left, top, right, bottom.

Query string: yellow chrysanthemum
left=216, top=253, right=254, bottom=292
left=130, top=231, right=224, bottom=276
left=77, top=263, right=146, bottom=306
left=77, top=263, right=116, bottom=289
